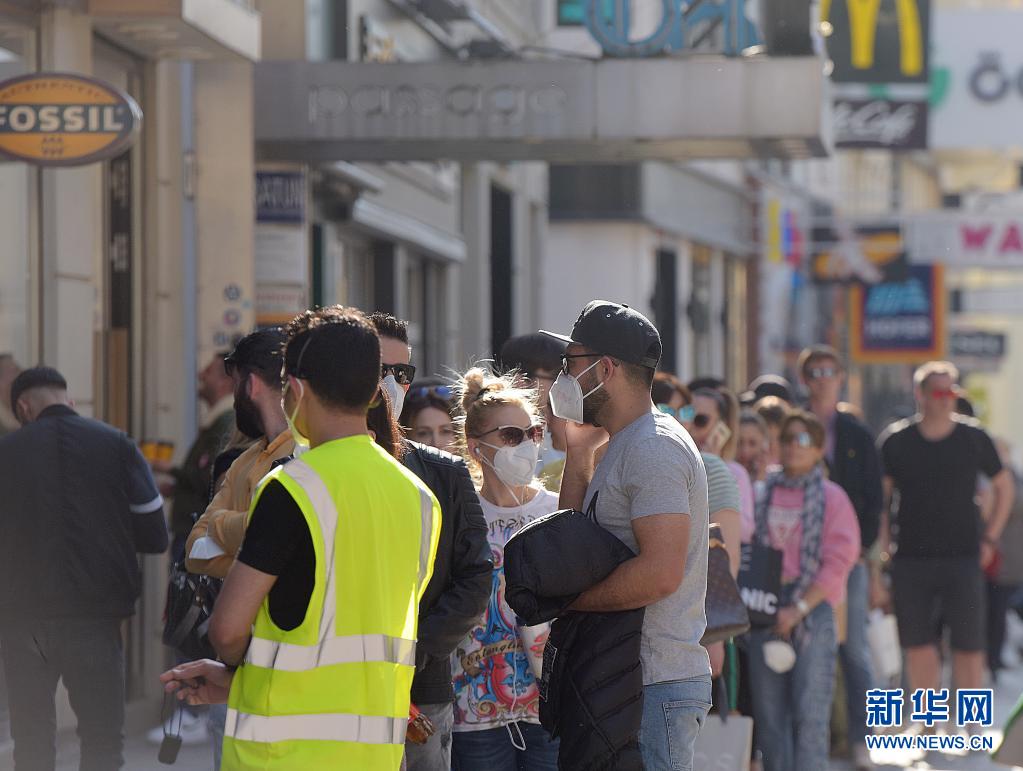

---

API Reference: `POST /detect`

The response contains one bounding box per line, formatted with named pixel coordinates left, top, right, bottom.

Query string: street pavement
left=4, top=620, right=1023, bottom=771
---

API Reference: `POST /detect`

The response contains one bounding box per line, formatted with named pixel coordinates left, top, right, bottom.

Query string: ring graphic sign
left=0, top=72, right=142, bottom=166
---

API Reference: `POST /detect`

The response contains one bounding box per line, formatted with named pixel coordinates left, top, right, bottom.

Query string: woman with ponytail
left=450, top=367, right=560, bottom=770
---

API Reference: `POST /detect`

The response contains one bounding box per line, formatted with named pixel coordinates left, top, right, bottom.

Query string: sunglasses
left=928, top=388, right=958, bottom=399
left=473, top=424, right=544, bottom=446
left=658, top=404, right=696, bottom=422
left=807, top=366, right=839, bottom=380
left=560, top=352, right=602, bottom=374
left=381, top=363, right=417, bottom=386
left=409, top=385, right=453, bottom=400
left=687, top=413, right=713, bottom=429
left=781, top=432, right=815, bottom=448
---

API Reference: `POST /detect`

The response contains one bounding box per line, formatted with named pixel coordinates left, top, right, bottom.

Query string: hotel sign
left=0, top=72, right=142, bottom=166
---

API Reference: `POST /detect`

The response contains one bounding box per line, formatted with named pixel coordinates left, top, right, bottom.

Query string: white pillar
left=193, top=61, right=256, bottom=368
left=39, top=7, right=101, bottom=414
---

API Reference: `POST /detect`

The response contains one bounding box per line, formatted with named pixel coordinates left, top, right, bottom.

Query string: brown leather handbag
left=701, top=525, right=751, bottom=645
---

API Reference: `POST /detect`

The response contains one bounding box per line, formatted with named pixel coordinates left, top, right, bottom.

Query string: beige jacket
left=184, top=430, right=295, bottom=578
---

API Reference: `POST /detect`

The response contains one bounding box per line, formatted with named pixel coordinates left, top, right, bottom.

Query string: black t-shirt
left=880, top=417, right=1002, bottom=559
left=237, top=479, right=314, bottom=631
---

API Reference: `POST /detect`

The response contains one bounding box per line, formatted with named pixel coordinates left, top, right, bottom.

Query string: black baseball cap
left=225, top=327, right=287, bottom=382
left=10, top=366, right=67, bottom=414
left=540, top=300, right=662, bottom=369
left=740, top=374, right=794, bottom=405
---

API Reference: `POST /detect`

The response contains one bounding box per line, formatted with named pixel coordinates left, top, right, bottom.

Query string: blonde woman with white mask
left=451, top=367, right=560, bottom=771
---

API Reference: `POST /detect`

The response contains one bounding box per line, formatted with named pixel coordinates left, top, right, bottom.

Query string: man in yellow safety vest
left=202, top=306, right=441, bottom=770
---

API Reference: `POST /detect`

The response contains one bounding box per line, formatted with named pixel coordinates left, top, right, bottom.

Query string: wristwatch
left=796, top=599, right=810, bottom=618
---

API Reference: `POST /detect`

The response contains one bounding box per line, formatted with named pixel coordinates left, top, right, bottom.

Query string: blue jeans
left=840, top=561, right=875, bottom=746
left=208, top=702, right=227, bottom=770
left=451, top=722, right=559, bottom=771
left=747, top=603, right=837, bottom=771
left=640, top=675, right=713, bottom=771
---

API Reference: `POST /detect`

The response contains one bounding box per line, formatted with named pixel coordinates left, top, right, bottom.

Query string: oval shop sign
left=0, top=72, right=142, bottom=166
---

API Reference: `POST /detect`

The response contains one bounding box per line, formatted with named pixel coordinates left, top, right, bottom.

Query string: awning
left=88, top=0, right=260, bottom=61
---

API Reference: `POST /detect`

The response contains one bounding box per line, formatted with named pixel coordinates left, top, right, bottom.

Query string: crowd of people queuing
left=0, top=299, right=1018, bottom=771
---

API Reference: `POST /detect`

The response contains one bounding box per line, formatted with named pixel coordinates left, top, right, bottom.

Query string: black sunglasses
left=382, top=363, right=417, bottom=386
left=560, top=352, right=603, bottom=374
left=689, top=413, right=712, bottom=429
left=473, top=424, right=544, bottom=447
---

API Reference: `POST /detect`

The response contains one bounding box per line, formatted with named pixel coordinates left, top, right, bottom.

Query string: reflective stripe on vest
left=245, top=632, right=416, bottom=671
left=224, top=709, right=406, bottom=745
left=283, top=459, right=340, bottom=642
left=416, top=486, right=435, bottom=591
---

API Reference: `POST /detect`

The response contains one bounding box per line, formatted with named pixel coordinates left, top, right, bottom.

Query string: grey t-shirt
left=583, top=409, right=711, bottom=684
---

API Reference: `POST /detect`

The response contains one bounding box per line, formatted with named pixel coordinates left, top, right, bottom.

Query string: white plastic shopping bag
left=867, top=609, right=901, bottom=683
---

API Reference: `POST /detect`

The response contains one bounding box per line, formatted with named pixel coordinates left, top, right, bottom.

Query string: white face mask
left=548, top=359, right=604, bottom=424
left=479, top=440, right=540, bottom=489
left=282, top=378, right=310, bottom=457
left=381, top=374, right=406, bottom=419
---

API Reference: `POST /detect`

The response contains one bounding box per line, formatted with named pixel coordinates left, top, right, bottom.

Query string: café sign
left=0, top=72, right=142, bottom=166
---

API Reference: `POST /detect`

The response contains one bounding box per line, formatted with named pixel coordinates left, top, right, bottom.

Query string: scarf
left=754, top=464, right=827, bottom=606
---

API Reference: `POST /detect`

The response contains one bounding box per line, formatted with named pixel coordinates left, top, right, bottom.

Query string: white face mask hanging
left=282, top=378, right=310, bottom=457
left=381, top=373, right=406, bottom=418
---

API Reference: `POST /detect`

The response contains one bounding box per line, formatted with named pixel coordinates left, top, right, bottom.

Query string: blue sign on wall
left=256, top=171, right=305, bottom=224
left=851, top=264, right=945, bottom=363
left=580, top=0, right=760, bottom=58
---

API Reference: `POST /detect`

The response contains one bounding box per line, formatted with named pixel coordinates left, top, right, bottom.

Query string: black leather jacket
left=505, top=509, right=644, bottom=771
left=402, top=441, right=492, bottom=704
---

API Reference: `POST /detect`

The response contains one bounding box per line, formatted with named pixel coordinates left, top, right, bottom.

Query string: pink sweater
left=763, top=480, right=861, bottom=607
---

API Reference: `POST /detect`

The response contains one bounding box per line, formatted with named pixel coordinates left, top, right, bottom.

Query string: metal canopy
left=255, top=57, right=830, bottom=162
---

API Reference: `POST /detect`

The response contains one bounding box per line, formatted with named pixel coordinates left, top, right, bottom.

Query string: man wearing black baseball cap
left=186, top=327, right=293, bottom=580
left=540, top=301, right=712, bottom=770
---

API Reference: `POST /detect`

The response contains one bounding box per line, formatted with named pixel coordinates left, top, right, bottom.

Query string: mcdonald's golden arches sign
left=821, top=0, right=930, bottom=84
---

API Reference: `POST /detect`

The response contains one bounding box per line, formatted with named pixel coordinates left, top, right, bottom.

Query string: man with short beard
left=184, top=327, right=293, bottom=770
left=186, top=327, right=292, bottom=579
left=541, top=300, right=712, bottom=771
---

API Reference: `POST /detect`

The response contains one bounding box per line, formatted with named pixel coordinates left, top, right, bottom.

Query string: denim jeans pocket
left=663, top=698, right=712, bottom=771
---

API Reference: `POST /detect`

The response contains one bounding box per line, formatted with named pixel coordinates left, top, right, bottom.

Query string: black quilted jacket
left=504, top=509, right=645, bottom=771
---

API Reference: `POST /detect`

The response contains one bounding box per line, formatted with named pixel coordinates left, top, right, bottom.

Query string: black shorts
left=892, top=556, right=986, bottom=651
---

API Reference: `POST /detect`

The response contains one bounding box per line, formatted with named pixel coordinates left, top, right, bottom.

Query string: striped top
left=702, top=452, right=740, bottom=516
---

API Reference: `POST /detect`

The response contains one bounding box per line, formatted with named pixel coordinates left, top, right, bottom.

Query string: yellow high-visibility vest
left=221, top=435, right=441, bottom=770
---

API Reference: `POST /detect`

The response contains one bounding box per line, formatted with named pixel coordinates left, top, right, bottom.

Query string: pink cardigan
left=763, top=479, right=861, bottom=607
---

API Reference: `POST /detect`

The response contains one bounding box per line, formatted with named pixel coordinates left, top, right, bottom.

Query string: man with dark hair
left=500, top=332, right=569, bottom=490
left=541, top=300, right=711, bottom=770
left=210, top=307, right=441, bottom=770
left=368, top=310, right=493, bottom=771
left=157, top=351, right=236, bottom=560
left=182, top=328, right=293, bottom=769
left=798, top=344, right=882, bottom=770
left=0, top=366, right=168, bottom=770
left=186, top=327, right=292, bottom=580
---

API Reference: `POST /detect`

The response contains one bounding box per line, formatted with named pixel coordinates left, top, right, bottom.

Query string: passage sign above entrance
left=255, top=58, right=829, bottom=163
